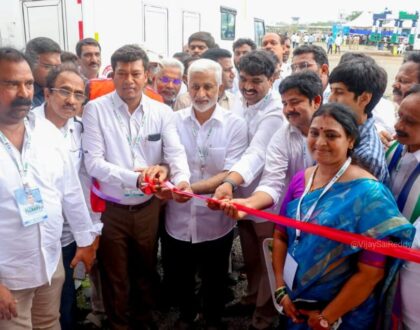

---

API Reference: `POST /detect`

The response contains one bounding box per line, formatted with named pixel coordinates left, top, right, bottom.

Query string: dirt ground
left=325, top=43, right=404, bottom=98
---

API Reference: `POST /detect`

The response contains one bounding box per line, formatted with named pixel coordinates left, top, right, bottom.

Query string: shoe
left=223, top=302, right=255, bottom=316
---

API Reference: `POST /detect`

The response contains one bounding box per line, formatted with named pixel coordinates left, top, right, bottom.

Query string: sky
left=261, top=0, right=420, bottom=24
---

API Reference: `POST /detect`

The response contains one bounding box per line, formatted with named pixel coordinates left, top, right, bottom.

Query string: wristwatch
left=221, top=178, right=238, bottom=192
left=318, top=314, right=331, bottom=329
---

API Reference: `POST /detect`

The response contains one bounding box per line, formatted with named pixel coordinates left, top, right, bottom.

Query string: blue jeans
left=60, top=241, right=77, bottom=330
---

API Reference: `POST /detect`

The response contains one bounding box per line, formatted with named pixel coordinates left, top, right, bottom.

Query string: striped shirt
left=386, top=141, right=420, bottom=224
left=353, top=118, right=389, bottom=183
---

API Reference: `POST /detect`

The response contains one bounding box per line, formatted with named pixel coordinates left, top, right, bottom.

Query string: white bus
left=0, top=0, right=268, bottom=67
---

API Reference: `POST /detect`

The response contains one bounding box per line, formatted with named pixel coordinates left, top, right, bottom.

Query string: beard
left=192, top=98, right=217, bottom=113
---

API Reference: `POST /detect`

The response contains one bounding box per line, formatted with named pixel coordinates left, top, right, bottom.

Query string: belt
left=106, top=197, right=154, bottom=212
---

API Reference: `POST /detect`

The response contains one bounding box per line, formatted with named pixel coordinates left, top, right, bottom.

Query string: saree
left=283, top=178, right=414, bottom=330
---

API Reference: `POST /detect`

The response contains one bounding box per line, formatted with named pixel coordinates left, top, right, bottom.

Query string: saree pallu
left=283, top=179, right=414, bottom=330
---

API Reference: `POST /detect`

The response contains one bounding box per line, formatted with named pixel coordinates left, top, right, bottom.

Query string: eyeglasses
left=159, top=76, right=182, bottom=85
left=37, top=62, right=60, bottom=70
left=50, top=88, right=87, bottom=103
left=291, top=62, right=314, bottom=72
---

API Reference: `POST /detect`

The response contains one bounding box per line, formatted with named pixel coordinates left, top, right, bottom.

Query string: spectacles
left=50, top=88, right=87, bottom=103
left=291, top=62, right=314, bottom=72
left=159, top=76, right=182, bottom=85
left=37, top=62, right=60, bottom=70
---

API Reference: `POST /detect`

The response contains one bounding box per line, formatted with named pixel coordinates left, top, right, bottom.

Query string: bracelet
left=274, top=286, right=287, bottom=304
left=221, top=178, right=238, bottom=192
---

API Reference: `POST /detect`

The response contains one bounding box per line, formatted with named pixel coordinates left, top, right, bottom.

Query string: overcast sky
left=262, top=0, right=420, bottom=24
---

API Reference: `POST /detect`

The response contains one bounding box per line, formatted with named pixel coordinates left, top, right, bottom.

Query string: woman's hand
left=299, top=310, right=330, bottom=329
left=281, top=295, right=304, bottom=323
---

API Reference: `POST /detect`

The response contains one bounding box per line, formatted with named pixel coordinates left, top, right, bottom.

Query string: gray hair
left=188, top=59, right=222, bottom=85
left=161, top=57, right=184, bottom=76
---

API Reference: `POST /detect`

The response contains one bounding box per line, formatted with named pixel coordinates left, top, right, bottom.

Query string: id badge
left=123, top=188, right=144, bottom=198
left=14, top=187, right=48, bottom=227
left=284, top=252, right=298, bottom=290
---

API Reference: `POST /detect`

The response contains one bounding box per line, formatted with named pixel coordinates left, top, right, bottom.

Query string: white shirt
left=323, top=84, right=331, bottom=104
left=0, top=114, right=96, bottom=290
left=165, top=105, right=248, bottom=243
left=32, top=104, right=102, bottom=247
left=230, top=90, right=284, bottom=222
left=372, top=97, right=397, bottom=135
left=255, top=122, right=313, bottom=206
left=32, top=104, right=83, bottom=173
left=82, top=91, right=190, bottom=205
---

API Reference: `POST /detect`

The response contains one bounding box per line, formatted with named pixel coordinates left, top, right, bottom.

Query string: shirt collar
left=111, top=91, right=146, bottom=115
left=187, top=104, right=224, bottom=125
left=359, top=117, right=374, bottom=135
left=241, top=90, right=273, bottom=111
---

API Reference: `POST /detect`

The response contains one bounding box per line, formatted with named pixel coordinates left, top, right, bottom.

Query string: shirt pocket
left=205, top=147, right=226, bottom=175
left=140, top=133, right=163, bottom=164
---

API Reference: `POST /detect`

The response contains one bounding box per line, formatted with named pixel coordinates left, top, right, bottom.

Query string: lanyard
left=191, top=118, right=214, bottom=173
left=295, top=157, right=351, bottom=240
left=0, top=118, right=32, bottom=187
left=113, top=104, right=146, bottom=167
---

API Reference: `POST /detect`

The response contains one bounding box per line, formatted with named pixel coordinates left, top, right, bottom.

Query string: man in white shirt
left=32, top=65, right=102, bottom=330
left=221, top=71, right=322, bottom=220
left=380, top=51, right=420, bottom=147
left=163, top=59, right=248, bottom=329
left=291, top=45, right=330, bottom=103
left=212, top=50, right=284, bottom=330
left=386, top=85, right=420, bottom=329
left=262, top=33, right=290, bottom=98
left=82, top=44, right=191, bottom=330
left=75, top=38, right=102, bottom=80
left=0, top=47, right=97, bottom=329
left=231, top=38, right=257, bottom=94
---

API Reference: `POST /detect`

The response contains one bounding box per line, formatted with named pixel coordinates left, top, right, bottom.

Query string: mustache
left=393, top=88, right=402, bottom=96
left=396, top=129, right=409, bottom=138
left=11, top=98, right=32, bottom=108
left=286, top=111, right=300, bottom=118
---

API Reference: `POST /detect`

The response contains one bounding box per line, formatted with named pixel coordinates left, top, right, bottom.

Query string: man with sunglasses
left=31, top=64, right=102, bottom=330
left=25, top=37, right=62, bottom=107
left=153, top=58, right=184, bottom=109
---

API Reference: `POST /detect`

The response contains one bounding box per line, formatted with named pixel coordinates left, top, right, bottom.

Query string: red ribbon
left=143, top=181, right=420, bottom=264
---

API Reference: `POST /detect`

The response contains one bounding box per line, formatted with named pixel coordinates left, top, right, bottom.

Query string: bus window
left=254, top=18, right=265, bottom=47
left=220, top=7, right=236, bottom=40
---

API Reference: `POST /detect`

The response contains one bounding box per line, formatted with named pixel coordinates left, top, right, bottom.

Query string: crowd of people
left=0, top=29, right=419, bottom=330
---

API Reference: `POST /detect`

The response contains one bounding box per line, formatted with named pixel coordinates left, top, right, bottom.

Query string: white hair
left=188, top=59, right=222, bottom=85
left=161, top=57, right=184, bottom=75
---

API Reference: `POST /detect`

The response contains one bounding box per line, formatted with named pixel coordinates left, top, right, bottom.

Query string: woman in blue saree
left=272, top=104, right=415, bottom=330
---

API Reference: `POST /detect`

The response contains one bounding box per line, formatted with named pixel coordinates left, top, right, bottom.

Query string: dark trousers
left=60, top=241, right=77, bottom=330
left=165, top=230, right=234, bottom=326
left=98, top=198, right=160, bottom=330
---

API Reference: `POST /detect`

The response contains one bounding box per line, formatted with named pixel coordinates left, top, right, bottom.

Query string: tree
left=346, top=11, right=363, bottom=22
